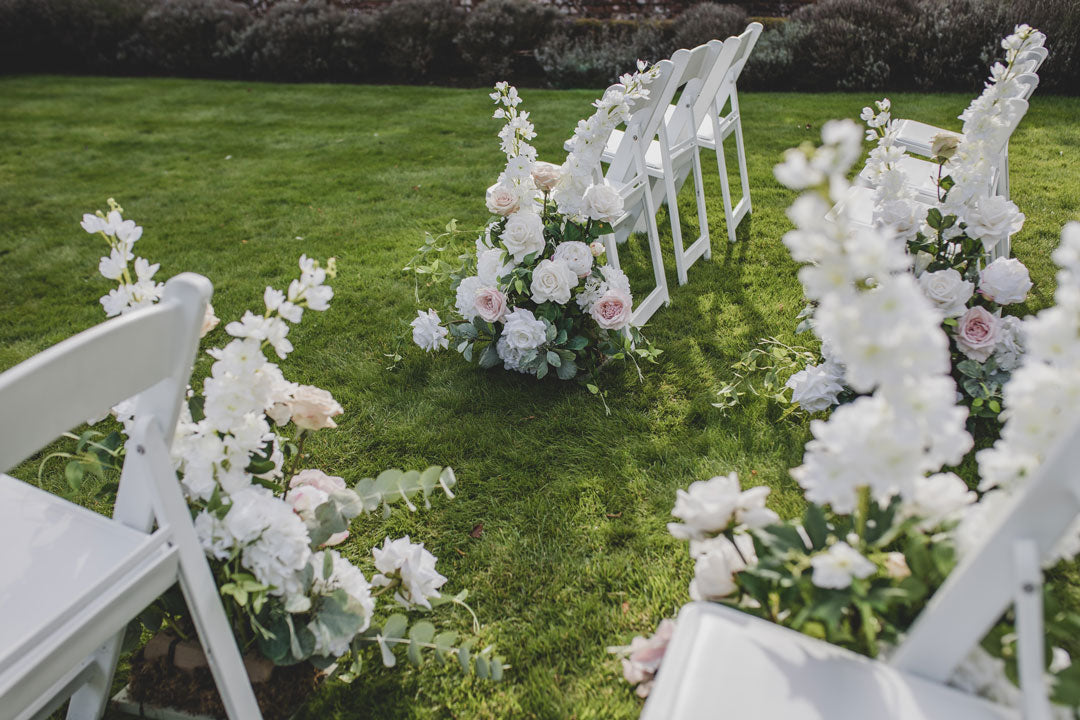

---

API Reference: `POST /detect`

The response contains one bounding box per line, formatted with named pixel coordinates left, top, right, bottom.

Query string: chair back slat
left=712, top=23, right=763, bottom=113
left=0, top=273, right=211, bottom=473
left=663, top=41, right=726, bottom=149
left=607, top=56, right=684, bottom=184
left=890, top=417, right=1080, bottom=682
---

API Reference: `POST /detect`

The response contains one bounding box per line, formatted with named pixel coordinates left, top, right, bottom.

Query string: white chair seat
left=642, top=603, right=1017, bottom=720
left=894, top=118, right=962, bottom=158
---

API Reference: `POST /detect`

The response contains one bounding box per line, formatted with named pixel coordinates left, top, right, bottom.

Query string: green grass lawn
left=2, top=75, right=1079, bottom=720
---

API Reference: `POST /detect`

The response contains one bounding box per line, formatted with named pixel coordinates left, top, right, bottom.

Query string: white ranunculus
left=918, top=268, right=975, bottom=317
left=486, top=182, right=520, bottom=216
left=411, top=308, right=448, bottom=352
left=530, top=258, right=578, bottom=305
left=455, top=276, right=485, bottom=321
left=583, top=182, right=623, bottom=222
left=553, top=241, right=593, bottom=277
left=785, top=362, right=844, bottom=412
left=531, top=161, right=562, bottom=192
left=371, top=536, right=447, bottom=610
left=979, top=257, right=1032, bottom=305
left=964, top=195, right=1025, bottom=252
left=501, top=307, right=547, bottom=351
left=500, top=210, right=546, bottom=263
left=810, top=542, right=876, bottom=589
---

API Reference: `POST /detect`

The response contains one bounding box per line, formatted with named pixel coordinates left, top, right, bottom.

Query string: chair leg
left=63, top=638, right=124, bottom=720
left=138, top=421, right=264, bottom=719
left=691, top=147, right=711, bottom=261
left=715, top=134, right=737, bottom=244
left=665, top=168, right=688, bottom=286
left=734, top=114, right=752, bottom=218
left=641, top=176, right=670, bottom=307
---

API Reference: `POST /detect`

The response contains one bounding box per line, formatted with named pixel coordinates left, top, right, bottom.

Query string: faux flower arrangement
left=407, top=71, right=662, bottom=386
left=61, top=200, right=504, bottom=698
left=616, top=83, right=1080, bottom=712
left=734, top=26, right=1042, bottom=433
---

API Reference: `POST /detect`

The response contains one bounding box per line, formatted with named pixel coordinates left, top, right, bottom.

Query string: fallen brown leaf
left=621, top=601, right=630, bottom=614
left=605, top=512, right=622, bottom=519
left=469, top=523, right=483, bottom=538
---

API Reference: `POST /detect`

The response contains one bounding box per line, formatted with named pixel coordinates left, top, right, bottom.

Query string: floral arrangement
left=732, top=26, right=1042, bottom=434
left=616, top=63, right=1080, bottom=711
left=61, top=200, right=504, bottom=690
left=408, top=70, right=662, bottom=386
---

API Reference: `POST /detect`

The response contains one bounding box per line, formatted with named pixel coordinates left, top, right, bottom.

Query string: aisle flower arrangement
left=616, top=35, right=1080, bottom=708
left=60, top=200, right=503, bottom=712
left=728, top=26, right=1043, bottom=435
left=407, top=70, right=662, bottom=384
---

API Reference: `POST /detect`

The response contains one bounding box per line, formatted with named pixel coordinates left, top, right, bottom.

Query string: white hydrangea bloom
left=372, top=536, right=447, bottom=609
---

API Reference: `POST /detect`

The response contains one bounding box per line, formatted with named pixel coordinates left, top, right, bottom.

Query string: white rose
left=979, top=257, right=1032, bottom=305
left=500, top=211, right=546, bottom=263
left=455, top=276, right=484, bottom=321
left=993, top=314, right=1025, bottom=370
left=964, top=195, right=1025, bottom=252
left=918, top=268, right=975, bottom=317
left=485, top=182, right=520, bottom=216
left=477, top=247, right=512, bottom=285
left=288, top=385, right=344, bottom=430
left=583, top=182, right=623, bottom=222
left=531, top=161, right=562, bottom=192
left=590, top=288, right=632, bottom=330
left=590, top=241, right=605, bottom=257
left=530, top=258, right=577, bottom=305
left=411, top=308, right=448, bottom=353
left=785, top=362, right=844, bottom=412
left=667, top=473, right=740, bottom=539
left=552, top=241, right=593, bottom=277
left=501, top=307, right=547, bottom=351
left=475, top=287, right=508, bottom=323
left=688, top=535, right=754, bottom=601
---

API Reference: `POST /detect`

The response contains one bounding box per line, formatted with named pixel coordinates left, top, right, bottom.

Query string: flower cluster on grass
left=66, top=200, right=504, bottom=683
left=407, top=69, right=662, bottom=386
left=619, top=27, right=1080, bottom=710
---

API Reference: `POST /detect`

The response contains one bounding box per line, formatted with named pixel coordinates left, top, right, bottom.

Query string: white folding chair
left=589, top=56, right=686, bottom=327
left=642, top=417, right=1080, bottom=719
left=691, top=22, right=762, bottom=244
left=893, top=48, right=1046, bottom=161
left=0, top=273, right=263, bottom=720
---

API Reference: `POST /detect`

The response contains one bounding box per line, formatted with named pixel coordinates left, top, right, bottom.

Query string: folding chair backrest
left=606, top=56, right=685, bottom=185
left=711, top=23, right=763, bottom=114
left=0, top=273, right=210, bottom=475
left=961, top=96, right=1029, bottom=158
left=890, top=417, right=1080, bottom=685
left=1012, top=71, right=1040, bottom=102
left=659, top=42, right=724, bottom=151
left=1017, top=45, right=1048, bottom=74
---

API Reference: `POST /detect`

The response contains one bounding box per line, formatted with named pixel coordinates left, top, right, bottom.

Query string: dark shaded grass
left=1, top=76, right=1078, bottom=719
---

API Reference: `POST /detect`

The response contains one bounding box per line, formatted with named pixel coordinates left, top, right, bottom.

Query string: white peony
left=552, top=241, right=594, bottom=277
left=810, top=542, right=876, bottom=589
left=500, top=210, right=546, bottom=263
left=979, top=257, right=1032, bottom=305
left=583, top=182, right=624, bottom=222
left=918, top=268, right=975, bottom=317
left=530, top=258, right=578, bottom=305
left=411, top=309, right=448, bottom=352
left=785, top=362, right=844, bottom=412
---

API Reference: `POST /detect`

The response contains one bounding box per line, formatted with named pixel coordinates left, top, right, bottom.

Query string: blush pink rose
left=591, top=288, right=632, bottom=330
left=955, top=306, right=1002, bottom=362
left=289, top=385, right=343, bottom=430
left=289, top=470, right=349, bottom=546
left=290, top=468, right=347, bottom=493
left=474, top=287, right=508, bottom=323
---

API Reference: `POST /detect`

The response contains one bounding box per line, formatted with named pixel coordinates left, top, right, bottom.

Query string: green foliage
left=714, top=337, right=819, bottom=415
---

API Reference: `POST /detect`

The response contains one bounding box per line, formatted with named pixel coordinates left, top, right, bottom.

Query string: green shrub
left=0, top=0, right=149, bottom=75
left=226, top=0, right=346, bottom=81
left=122, top=0, right=253, bottom=78
left=671, top=3, right=749, bottom=49
left=334, top=10, right=381, bottom=82
left=741, top=18, right=810, bottom=90
left=376, top=0, right=466, bottom=82
left=536, top=18, right=675, bottom=89
left=1001, top=0, right=1080, bottom=94
left=455, top=0, right=558, bottom=84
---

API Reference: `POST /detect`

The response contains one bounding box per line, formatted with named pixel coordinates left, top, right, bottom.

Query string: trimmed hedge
left=0, top=0, right=1076, bottom=93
